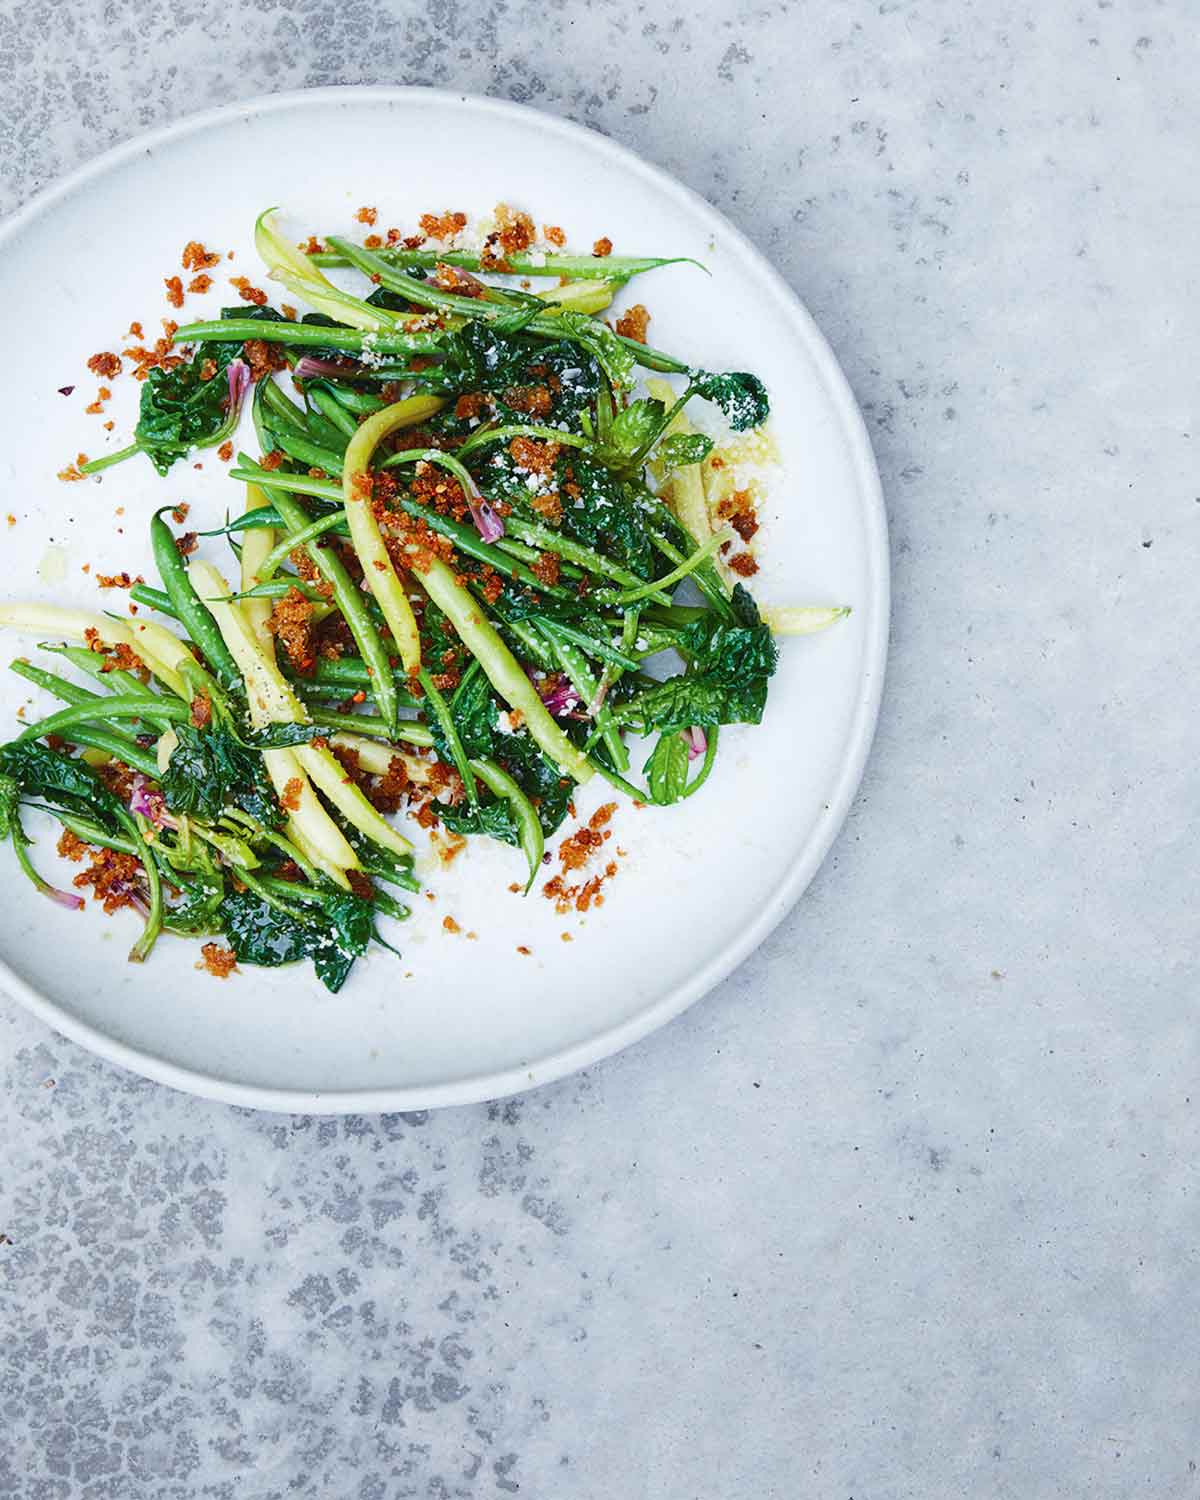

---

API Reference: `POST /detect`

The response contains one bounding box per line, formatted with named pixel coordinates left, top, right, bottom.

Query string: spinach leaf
left=310, top=891, right=376, bottom=992
left=439, top=794, right=520, bottom=847
left=603, top=398, right=666, bottom=461
left=656, top=432, right=714, bottom=473
left=611, top=602, right=777, bottom=734
left=679, top=609, right=778, bottom=685
left=557, top=312, right=636, bottom=389
left=0, top=741, right=124, bottom=829
left=492, top=729, right=574, bottom=837
left=221, top=886, right=375, bottom=994
left=644, top=732, right=690, bottom=805
left=161, top=726, right=284, bottom=829
left=162, top=874, right=225, bottom=935
left=221, top=888, right=312, bottom=966
left=448, top=664, right=497, bottom=760
left=134, top=317, right=252, bottom=475
left=690, top=371, right=770, bottom=431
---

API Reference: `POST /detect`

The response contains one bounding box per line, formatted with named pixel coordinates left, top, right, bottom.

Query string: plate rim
left=0, top=84, right=889, bottom=1114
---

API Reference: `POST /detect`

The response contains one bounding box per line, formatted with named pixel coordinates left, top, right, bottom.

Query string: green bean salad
left=0, top=208, right=846, bottom=990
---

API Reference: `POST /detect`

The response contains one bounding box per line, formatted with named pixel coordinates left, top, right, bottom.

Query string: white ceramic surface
left=0, top=88, right=887, bottom=1111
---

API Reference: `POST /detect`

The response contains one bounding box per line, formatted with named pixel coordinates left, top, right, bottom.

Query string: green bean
left=32, top=805, right=140, bottom=857
left=268, top=425, right=346, bottom=475
left=12, top=695, right=189, bottom=745
left=307, top=384, right=360, bottom=439
left=128, top=583, right=180, bottom=621
left=470, top=757, right=544, bottom=893
left=600, top=528, right=732, bottom=608
left=417, top=668, right=478, bottom=808
left=41, top=724, right=160, bottom=778
left=40, top=644, right=160, bottom=701
left=231, top=459, right=342, bottom=504
left=537, top=622, right=628, bottom=772
left=501, top=515, right=669, bottom=602
left=174, top=318, right=445, bottom=356
left=10, top=659, right=141, bottom=742
left=281, top=655, right=422, bottom=707
left=492, top=612, right=557, bottom=671
left=254, top=512, right=349, bottom=580
left=325, top=238, right=690, bottom=375
left=307, top=709, right=434, bottom=747
left=263, top=486, right=402, bottom=735
left=530, top=617, right=640, bottom=672
left=150, top=508, right=241, bottom=689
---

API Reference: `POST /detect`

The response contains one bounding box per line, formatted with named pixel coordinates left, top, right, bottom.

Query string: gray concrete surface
left=2, top=2, right=1198, bottom=1496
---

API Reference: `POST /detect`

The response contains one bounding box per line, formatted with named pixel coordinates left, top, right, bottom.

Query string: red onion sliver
left=472, top=499, right=505, bottom=544
left=227, top=357, right=250, bottom=413
left=293, top=355, right=362, bottom=380
left=45, top=886, right=85, bottom=912
left=684, top=726, right=707, bottom=761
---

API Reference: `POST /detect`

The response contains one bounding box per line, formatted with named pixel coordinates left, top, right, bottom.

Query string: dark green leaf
left=237, top=723, right=325, bottom=750
left=162, top=874, right=225, bottom=935
left=448, top=664, right=497, bottom=760
left=690, top=371, right=770, bottom=431
left=310, top=891, right=376, bottom=992
left=603, top=398, right=665, bottom=460
left=657, top=432, right=714, bottom=473
left=161, top=725, right=284, bottom=828
left=644, top=732, right=690, bottom=805
left=492, top=729, right=574, bottom=837
left=221, top=888, right=312, bottom=966
left=0, top=774, right=18, bottom=838
left=610, top=604, right=777, bottom=734
left=557, top=312, right=636, bottom=389
left=439, top=794, right=520, bottom=847
left=0, top=741, right=125, bottom=829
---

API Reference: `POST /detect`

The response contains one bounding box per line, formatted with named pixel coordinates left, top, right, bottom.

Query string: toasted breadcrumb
left=187, top=273, right=213, bottom=294
left=197, top=943, right=237, bottom=978
left=73, top=847, right=144, bottom=914
left=516, top=945, right=532, bottom=956
left=443, top=915, right=461, bottom=934
left=355, top=206, right=378, bottom=226
left=615, top=304, right=650, bottom=343
left=418, top=210, right=467, bottom=241
left=543, top=225, right=566, bottom=247
left=164, top=276, right=184, bottom=308
left=94, top=571, right=143, bottom=589
left=495, top=203, right=536, bottom=255
left=182, top=241, right=220, bottom=271
left=229, top=276, right=268, bottom=306
left=281, top=777, right=303, bottom=812
left=87, top=351, right=121, bottom=379
left=592, top=237, right=613, bottom=257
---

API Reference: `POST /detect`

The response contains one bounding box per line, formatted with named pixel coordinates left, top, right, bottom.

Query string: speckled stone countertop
left=2, top=4, right=1198, bottom=1496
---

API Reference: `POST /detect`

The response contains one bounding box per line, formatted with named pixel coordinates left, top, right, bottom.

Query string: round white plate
left=0, top=87, right=887, bottom=1112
